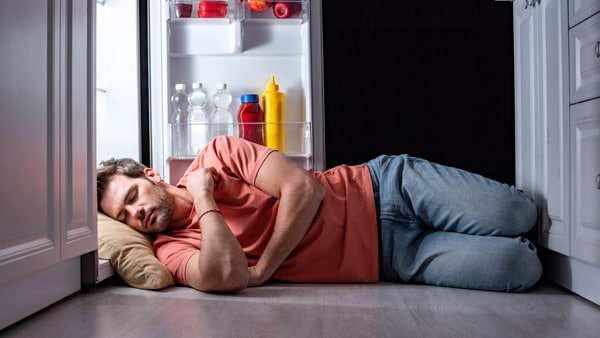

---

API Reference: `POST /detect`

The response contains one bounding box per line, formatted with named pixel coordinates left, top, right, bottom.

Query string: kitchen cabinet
left=513, top=0, right=600, bottom=305
left=0, top=0, right=97, bottom=329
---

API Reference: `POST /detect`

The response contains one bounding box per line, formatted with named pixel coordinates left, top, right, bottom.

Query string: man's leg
left=367, top=154, right=542, bottom=291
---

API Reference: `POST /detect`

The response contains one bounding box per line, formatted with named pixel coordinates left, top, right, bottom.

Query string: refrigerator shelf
left=168, top=10, right=306, bottom=55
left=169, top=0, right=308, bottom=22
left=167, top=152, right=313, bottom=184
left=169, top=121, right=312, bottom=157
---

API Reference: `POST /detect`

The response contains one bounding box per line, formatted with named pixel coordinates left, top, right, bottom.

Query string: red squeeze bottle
left=237, top=94, right=265, bottom=145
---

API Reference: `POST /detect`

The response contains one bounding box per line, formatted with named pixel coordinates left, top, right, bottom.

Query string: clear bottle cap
left=216, top=83, right=227, bottom=90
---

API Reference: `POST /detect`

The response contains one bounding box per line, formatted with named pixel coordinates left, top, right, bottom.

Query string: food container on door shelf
left=170, top=0, right=237, bottom=20
left=242, top=0, right=306, bottom=20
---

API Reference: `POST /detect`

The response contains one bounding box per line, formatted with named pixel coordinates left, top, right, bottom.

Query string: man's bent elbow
left=193, top=269, right=248, bottom=293
left=187, top=254, right=249, bottom=293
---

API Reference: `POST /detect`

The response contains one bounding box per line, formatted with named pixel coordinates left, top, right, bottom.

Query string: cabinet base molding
left=539, top=247, right=600, bottom=306
left=0, top=258, right=81, bottom=330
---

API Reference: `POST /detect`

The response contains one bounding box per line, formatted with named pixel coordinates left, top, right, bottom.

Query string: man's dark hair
left=96, top=158, right=147, bottom=211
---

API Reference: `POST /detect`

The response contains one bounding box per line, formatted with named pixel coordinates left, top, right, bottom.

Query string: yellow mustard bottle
left=262, top=76, right=285, bottom=152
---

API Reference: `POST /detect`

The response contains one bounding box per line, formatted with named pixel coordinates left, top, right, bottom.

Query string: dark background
left=321, top=0, right=515, bottom=184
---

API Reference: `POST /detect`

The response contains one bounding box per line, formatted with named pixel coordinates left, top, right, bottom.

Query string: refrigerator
left=148, top=0, right=325, bottom=184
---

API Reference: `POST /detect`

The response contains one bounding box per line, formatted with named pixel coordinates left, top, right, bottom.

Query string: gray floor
left=2, top=277, right=600, bottom=338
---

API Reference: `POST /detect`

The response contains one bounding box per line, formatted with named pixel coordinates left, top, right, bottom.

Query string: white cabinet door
left=513, top=0, right=570, bottom=255
left=513, top=0, right=537, bottom=196
left=62, top=0, right=97, bottom=259
left=0, top=0, right=96, bottom=330
left=0, top=0, right=61, bottom=283
left=571, top=98, right=600, bottom=265
left=536, top=0, right=570, bottom=255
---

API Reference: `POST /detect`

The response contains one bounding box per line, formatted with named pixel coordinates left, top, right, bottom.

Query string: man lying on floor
left=96, top=136, right=542, bottom=293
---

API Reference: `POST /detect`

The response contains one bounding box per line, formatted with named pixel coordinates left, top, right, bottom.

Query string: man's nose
left=125, top=204, right=145, bottom=222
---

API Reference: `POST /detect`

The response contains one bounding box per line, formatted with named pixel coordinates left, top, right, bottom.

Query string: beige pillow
left=97, top=212, right=174, bottom=290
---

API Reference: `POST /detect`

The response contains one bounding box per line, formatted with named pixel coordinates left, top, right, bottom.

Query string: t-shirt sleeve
left=177, top=136, right=276, bottom=188
left=153, top=230, right=202, bottom=285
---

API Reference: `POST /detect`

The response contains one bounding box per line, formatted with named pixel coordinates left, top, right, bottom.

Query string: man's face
left=100, top=174, right=174, bottom=233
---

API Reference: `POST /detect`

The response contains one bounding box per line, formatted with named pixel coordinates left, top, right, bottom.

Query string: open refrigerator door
left=148, top=0, right=325, bottom=183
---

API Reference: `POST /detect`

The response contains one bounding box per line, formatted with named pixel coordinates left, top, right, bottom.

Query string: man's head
left=97, top=158, right=174, bottom=233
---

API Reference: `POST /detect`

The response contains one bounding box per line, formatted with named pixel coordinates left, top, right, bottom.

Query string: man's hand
left=185, top=167, right=219, bottom=196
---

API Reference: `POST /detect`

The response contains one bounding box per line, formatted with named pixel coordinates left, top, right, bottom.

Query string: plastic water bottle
left=187, top=82, right=210, bottom=154
left=303, top=122, right=312, bottom=156
left=170, top=83, right=189, bottom=156
left=211, top=83, right=234, bottom=138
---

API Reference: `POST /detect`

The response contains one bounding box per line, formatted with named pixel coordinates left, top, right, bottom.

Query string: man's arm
left=248, top=150, right=326, bottom=286
left=185, top=167, right=249, bottom=293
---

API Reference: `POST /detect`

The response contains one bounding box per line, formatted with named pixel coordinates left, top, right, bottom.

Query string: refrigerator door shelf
left=169, top=19, right=241, bottom=55
left=242, top=0, right=307, bottom=21
left=168, top=12, right=306, bottom=56
left=169, top=0, right=308, bottom=22
left=241, top=19, right=305, bottom=54
left=169, top=121, right=312, bottom=156
left=167, top=153, right=314, bottom=184
left=170, top=0, right=236, bottom=21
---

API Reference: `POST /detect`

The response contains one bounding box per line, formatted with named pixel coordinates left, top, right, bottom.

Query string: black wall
left=322, top=0, right=516, bottom=184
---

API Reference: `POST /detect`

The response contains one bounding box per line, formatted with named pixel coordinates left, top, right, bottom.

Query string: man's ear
left=144, top=168, right=163, bottom=183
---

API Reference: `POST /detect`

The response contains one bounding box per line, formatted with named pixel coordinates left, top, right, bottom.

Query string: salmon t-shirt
left=153, top=136, right=378, bottom=285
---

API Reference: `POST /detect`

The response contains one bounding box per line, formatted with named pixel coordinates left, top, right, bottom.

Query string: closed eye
left=117, top=185, right=137, bottom=223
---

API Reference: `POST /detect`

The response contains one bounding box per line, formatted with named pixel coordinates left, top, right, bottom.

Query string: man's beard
left=149, top=183, right=175, bottom=233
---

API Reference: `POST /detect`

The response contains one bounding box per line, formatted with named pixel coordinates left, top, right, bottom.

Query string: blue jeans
left=366, top=155, right=542, bottom=292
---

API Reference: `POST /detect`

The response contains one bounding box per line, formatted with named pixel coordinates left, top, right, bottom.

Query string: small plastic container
left=198, top=0, right=229, bottom=18
left=174, top=1, right=193, bottom=18
left=243, top=0, right=304, bottom=20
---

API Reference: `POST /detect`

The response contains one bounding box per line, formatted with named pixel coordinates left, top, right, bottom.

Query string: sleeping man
left=96, top=136, right=542, bottom=293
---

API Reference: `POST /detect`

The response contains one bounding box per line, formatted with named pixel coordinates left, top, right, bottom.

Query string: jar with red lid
left=237, top=94, right=265, bottom=145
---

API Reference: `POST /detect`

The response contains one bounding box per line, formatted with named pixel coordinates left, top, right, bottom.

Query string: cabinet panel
left=537, top=0, right=570, bottom=255
left=0, top=0, right=61, bottom=285
left=513, top=0, right=537, bottom=195
left=0, top=0, right=96, bottom=329
left=571, top=98, right=600, bottom=265
left=62, top=0, right=97, bottom=259
left=513, top=0, right=569, bottom=255
left=569, top=0, right=600, bottom=27
left=569, top=12, right=600, bottom=104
